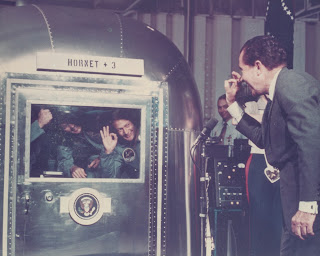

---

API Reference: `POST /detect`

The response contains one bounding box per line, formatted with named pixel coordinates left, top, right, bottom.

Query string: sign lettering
left=36, top=52, right=144, bottom=76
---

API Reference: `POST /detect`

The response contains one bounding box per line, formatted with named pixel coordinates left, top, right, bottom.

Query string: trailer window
left=29, top=104, right=142, bottom=180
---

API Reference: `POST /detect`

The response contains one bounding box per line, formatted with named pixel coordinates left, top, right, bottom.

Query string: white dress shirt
left=210, top=118, right=246, bottom=145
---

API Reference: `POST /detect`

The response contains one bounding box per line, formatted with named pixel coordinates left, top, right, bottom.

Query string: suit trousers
left=247, top=154, right=283, bottom=256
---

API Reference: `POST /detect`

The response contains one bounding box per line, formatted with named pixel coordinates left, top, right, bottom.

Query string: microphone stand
left=199, top=139, right=214, bottom=256
left=190, top=122, right=218, bottom=256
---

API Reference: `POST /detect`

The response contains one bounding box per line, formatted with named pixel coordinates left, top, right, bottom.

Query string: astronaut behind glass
left=100, top=109, right=140, bottom=178
left=56, top=110, right=105, bottom=178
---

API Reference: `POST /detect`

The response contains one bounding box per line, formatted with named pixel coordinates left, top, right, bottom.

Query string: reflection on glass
left=30, top=104, right=141, bottom=179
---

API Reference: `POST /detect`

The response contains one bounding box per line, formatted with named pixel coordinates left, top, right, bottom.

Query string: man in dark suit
left=224, top=35, right=320, bottom=256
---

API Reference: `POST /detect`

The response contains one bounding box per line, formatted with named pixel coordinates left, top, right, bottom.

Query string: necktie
left=262, top=98, right=272, bottom=124
left=218, top=122, right=227, bottom=145
left=262, top=98, right=272, bottom=142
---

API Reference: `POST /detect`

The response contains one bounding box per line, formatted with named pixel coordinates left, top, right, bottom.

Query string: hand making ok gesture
left=100, top=126, right=118, bottom=154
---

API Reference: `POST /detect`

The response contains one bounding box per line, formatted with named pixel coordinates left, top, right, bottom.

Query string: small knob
left=45, top=192, right=53, bottom=202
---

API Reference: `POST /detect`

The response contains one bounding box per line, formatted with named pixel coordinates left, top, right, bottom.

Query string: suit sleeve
left=277, top=75, right=320, bottom=201
left=236, top=113, right=264, bottom=149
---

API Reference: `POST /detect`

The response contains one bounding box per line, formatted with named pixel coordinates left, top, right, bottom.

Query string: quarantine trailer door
left=0, top=72, right=168, bottom=256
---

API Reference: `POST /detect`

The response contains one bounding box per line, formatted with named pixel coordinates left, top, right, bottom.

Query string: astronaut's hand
left=70, top=166, right=87, bottom=178
left=100, top=126, right=118, bottom=154
left=38, top=109, right=53, bottom=128
left=88, top=158, right=100, bottom=169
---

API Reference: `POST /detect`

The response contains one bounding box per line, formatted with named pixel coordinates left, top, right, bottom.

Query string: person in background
left=56, top=112, right=104, bottom=178
left=210, top=94, right=246, bottom=145
left=100, top=109, right=140, bottom=178
left=225, top=35, right=320, bottom=256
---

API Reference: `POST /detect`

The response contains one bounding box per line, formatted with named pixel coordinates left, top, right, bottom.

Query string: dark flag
left=265, top=0, right=294, bottom=68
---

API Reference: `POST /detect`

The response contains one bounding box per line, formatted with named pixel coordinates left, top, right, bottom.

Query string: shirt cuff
left=227, top=102, right=244, bottom=123
left=299, top=201, right=318, bottom=214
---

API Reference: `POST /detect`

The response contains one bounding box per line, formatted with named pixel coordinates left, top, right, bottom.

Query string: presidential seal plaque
left=68, top=188, right=104, bottom=225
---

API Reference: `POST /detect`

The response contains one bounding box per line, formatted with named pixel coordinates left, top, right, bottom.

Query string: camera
left=235, top=80, right=259, bottom=106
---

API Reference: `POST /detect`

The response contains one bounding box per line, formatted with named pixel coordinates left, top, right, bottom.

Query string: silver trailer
left=0, top=4, right=203, bottom=256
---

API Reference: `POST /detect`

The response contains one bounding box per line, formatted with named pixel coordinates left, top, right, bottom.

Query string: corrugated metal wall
left=134, top=13, right=320, bottom=122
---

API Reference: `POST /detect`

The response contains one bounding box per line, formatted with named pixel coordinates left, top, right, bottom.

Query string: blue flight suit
left=57, top=131, right=104, bottom=177
left=30, top=120, right=50, bottom=177
left=99, top=141, right=140, bottom=178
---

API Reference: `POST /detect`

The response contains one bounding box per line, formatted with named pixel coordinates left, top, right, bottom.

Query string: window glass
left=30, top=104, right=141, bottom=180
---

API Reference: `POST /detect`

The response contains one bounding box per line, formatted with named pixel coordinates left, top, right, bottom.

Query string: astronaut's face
left=61, top=123, right=82, bottom=134
left=113, top=119, right=136, bottom=142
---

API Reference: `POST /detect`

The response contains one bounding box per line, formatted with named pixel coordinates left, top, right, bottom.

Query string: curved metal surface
left=0, top=4, right=202, bottom=130
left=0, top=4, right=202, bottom=256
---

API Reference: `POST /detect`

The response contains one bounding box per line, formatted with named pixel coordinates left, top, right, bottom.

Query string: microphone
left=192, top=117, right=218, bottom=147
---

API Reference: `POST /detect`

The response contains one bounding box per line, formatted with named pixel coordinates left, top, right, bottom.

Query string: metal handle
left=24, top=194, right=30, bottom=215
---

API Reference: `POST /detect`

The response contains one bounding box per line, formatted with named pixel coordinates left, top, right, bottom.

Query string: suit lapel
left=262, top=95, right=276, bottom=147
left=263, top=68, right=284, bottom=144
